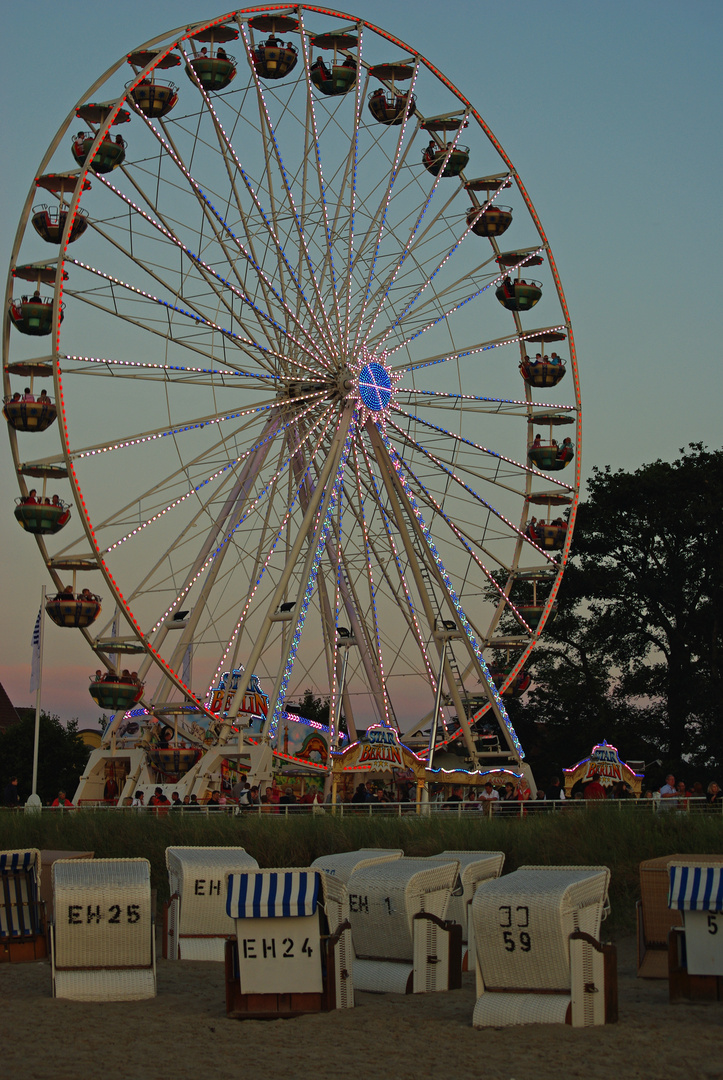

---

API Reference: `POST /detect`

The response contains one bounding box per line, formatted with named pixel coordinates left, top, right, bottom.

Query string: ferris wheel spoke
left=209, top=27, right=340, bottom=356
left=57, top=353, right=290, bottom=388
left=149, top=402, right=343, bottom=693
left=347, top=61, right=423, bottom=355
left=349, top=441, right=394, bottom=726
left=356, top=437, right=437, bottom=686
left=102, top=133, right=287, bottom=360
left=92, top=172, right=324, bottom=370
left=354, top=108, right=472, bottom=349
left=391, top=325, right=567, bottom=376
left=132, top=80, right=334, bottom=367
left=62, top=269, right=288, bottom=376
left=296, top=12, right=349, bottom=350
left=379, top=424, right=534, bottom=628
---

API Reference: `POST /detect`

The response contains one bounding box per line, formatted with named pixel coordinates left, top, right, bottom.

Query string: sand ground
left=2, top=935, right=722, bottom=1080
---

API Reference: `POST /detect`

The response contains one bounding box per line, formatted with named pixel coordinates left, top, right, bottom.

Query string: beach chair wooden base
left=225, top=932, right=348, bottom=1019
left=669, top=927, right=723, bottom=1003
left=0, top=933, right=47, bottom=963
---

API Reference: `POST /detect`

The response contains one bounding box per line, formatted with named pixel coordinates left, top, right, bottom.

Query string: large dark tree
left=0, top=712, right=90, bottom=805
left=521, top=444, right=723, bottom=775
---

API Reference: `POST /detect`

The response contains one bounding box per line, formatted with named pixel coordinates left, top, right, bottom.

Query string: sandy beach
left=2, top=934, right=721, bottom=1080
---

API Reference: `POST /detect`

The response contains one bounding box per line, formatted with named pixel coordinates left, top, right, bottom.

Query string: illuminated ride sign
left=563, top=740, right=643, bottom=796
left=207, top=669, right=269, bottom=724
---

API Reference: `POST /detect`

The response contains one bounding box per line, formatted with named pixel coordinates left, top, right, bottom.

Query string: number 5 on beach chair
left=471, top=865, right=617, bottom=1027
left=224, top=868, right=354, bottom=1019
left=51, top=858, right=156, bottom=1001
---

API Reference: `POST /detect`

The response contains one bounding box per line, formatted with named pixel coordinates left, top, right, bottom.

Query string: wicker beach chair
left=0, top=849, right=47, bottom=962
left=637, top=854, right=686, bottom=978
left=225, top=867, right=354, bottom=1018
left=426, top=850, right=505, bottom=967
left=667, top=859, right=723, bottom=1001
left=165, top=846, right=259, bottom=961
left=346, top=856, right=462, bottom=994
left=51, top=858, right=155, bottom=1001
left=471, top=865, right=615, bottom=1028
left=311, top=848, right=403, bottom=884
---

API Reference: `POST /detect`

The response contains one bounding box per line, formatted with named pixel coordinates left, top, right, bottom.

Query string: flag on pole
left=29, top=607, right=42, bottom=693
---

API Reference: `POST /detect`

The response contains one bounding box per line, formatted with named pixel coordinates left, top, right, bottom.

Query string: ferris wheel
left=3, top=5, right=580, bottom=780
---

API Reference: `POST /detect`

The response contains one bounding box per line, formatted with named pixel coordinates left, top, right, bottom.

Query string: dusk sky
left=1, top=1, right=720, bottom=729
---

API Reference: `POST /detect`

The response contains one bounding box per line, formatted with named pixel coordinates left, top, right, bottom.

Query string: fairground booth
left=330, top=725, right=525, bottom=807
left=563, top=741, right=643, bottom=798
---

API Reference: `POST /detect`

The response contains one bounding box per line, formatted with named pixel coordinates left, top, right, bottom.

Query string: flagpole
left=30, top=585, right=46, bottom=801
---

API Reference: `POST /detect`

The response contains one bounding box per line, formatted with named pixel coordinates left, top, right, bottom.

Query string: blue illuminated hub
left=358, top=362, right=392, bottom=412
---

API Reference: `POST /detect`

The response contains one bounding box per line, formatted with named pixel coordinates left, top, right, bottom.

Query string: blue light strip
left=241, top=22, right=339, bottom=356
left=135, top=72, right=333, bottom=363
left=377, top=178, right=510, bottom=343
left=353, top=59, right=423, bottom=344
left=384, top=417, right=535, bottom=627
left=203, top=406, right=345, bottom=696
left=359, top=436, right=437, bottom=687
left=269, top=417, right=358, bottom=736
left=351, top=441, right=391, bottom=726
left=385, top=246, right=545, bottom=356
left=378, top=427, right=525, bottom=759
left=95, top=173, right=324, bottom=369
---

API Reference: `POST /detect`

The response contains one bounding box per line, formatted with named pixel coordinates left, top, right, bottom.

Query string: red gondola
left=31, top=204, right=88, bottom=244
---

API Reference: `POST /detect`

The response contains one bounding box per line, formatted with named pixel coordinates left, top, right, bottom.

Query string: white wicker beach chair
left=225, top=867, right=354, bottom=1018
left=346, top=857, right=461, bottom=994
left=51, top=858, right=155, bottom=1001
left=471, top=865, right=615, bottom=1028
left=426, top=850, right=505, bottom=968
left=165, top=846, right=259, bottom=961
left=311, top=848, right=403, bottom=884
left=0, top=849, right=46, bottom=962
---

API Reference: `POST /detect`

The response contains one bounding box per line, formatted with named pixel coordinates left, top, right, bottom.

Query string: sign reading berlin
left=358, top=726, right=403, bottom=765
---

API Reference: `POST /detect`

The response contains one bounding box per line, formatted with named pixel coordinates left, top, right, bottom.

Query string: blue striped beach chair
left=0, top=849, right=47, bottom=962
left=668, top=860, right=723, bottom=1002
left=224, top=867, right=354, bottom=1018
